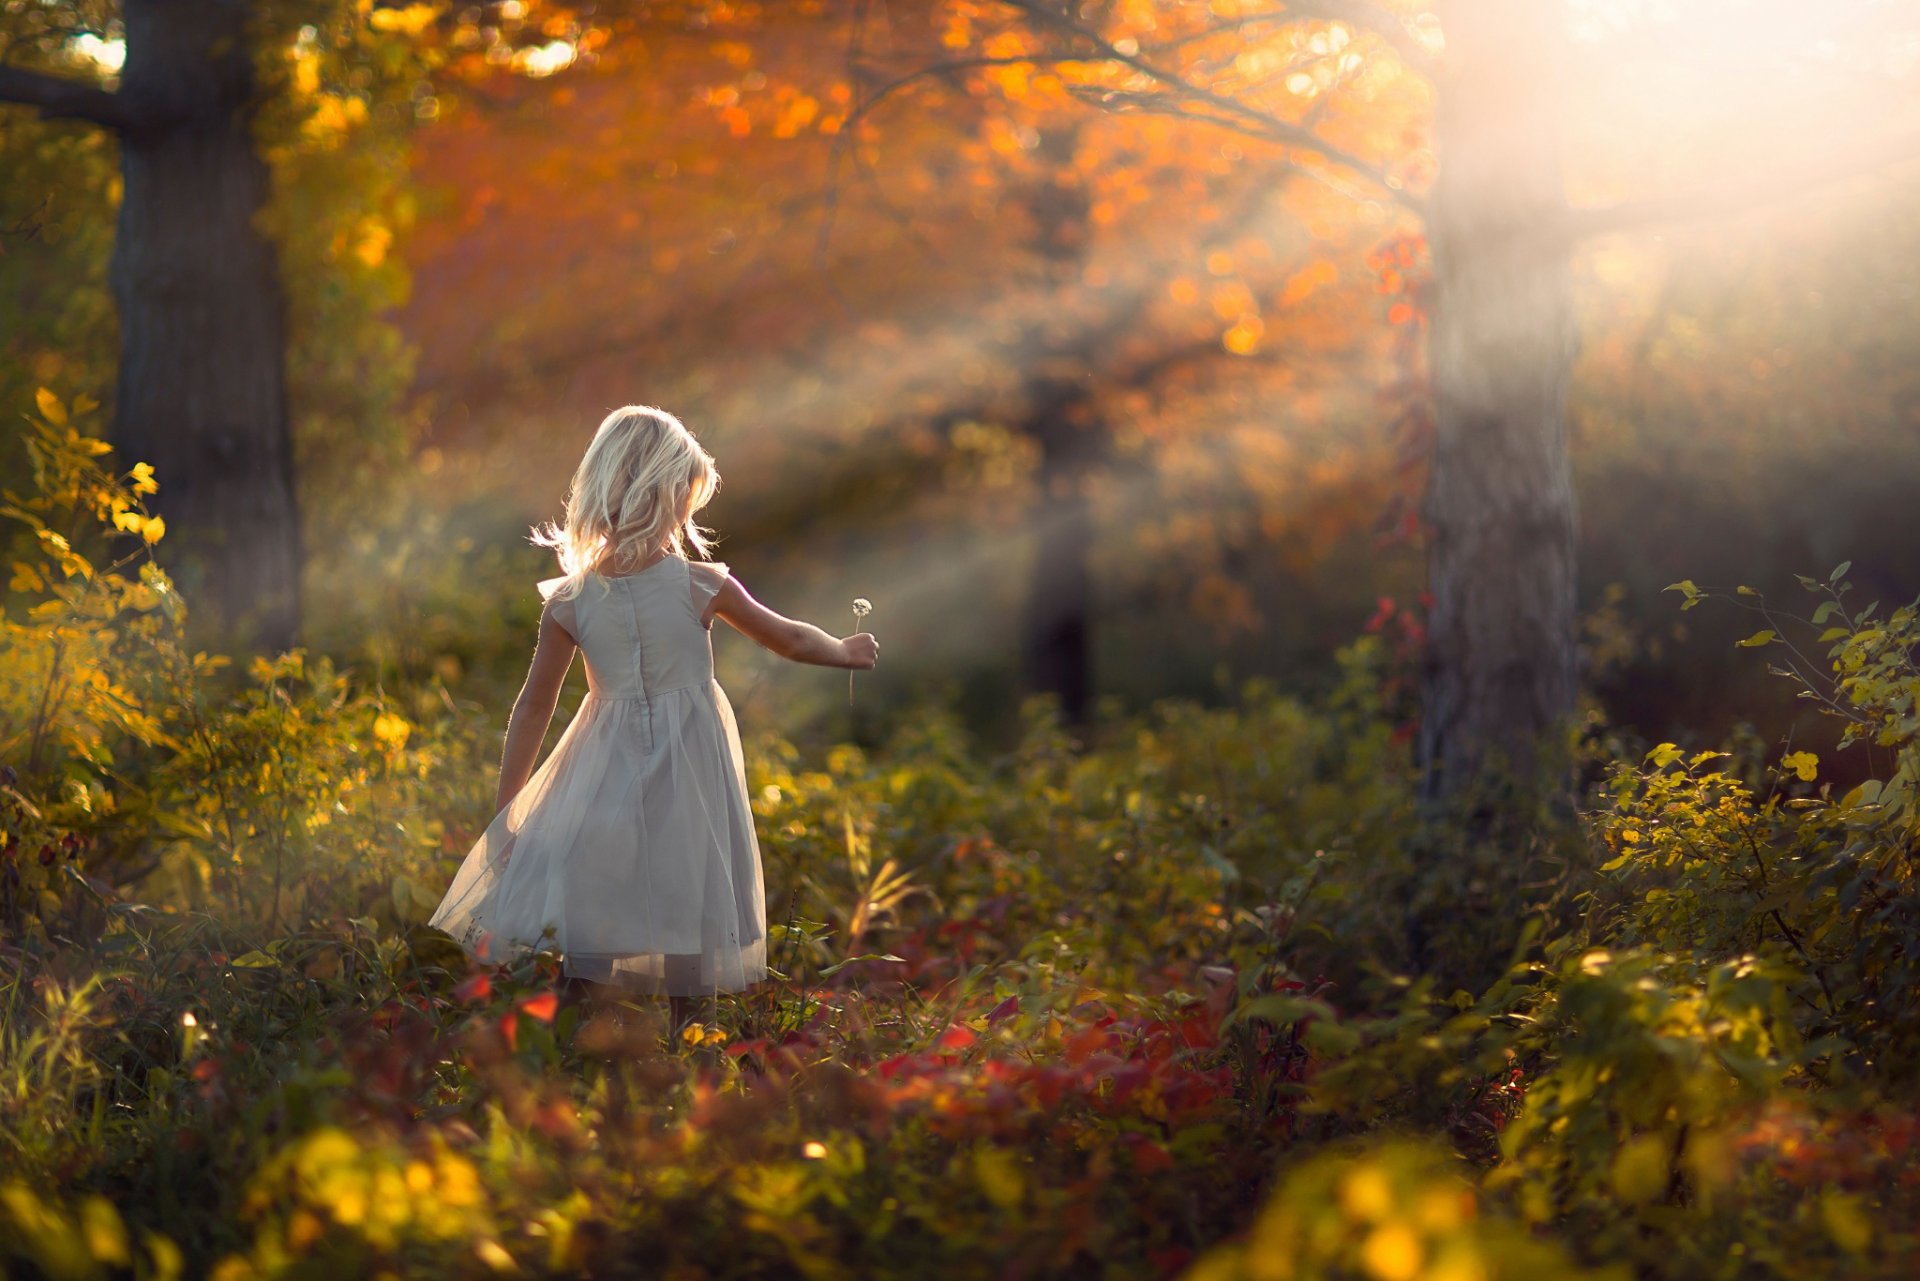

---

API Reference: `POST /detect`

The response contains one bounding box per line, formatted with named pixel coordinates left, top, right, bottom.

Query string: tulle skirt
left=430, top=682, right=768, bottom=996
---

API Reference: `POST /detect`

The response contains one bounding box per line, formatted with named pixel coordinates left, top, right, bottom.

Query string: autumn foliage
left=7, top=1, right=1920, bottom=1278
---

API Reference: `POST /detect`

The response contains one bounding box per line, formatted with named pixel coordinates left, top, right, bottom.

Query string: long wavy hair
left=532, top=405, right=720, bottom=602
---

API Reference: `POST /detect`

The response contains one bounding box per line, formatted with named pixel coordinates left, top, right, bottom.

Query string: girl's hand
left=841, top=632, right=879, bottom=670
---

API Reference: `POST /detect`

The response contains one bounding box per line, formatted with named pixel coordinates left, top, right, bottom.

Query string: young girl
left=429, top=405, right=879, bottom=1034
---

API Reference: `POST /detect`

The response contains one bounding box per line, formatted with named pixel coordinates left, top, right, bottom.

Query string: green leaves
left=1663, top=580, right=1704, bottom=611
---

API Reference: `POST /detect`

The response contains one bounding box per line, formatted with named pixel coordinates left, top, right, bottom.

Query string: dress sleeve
left=536, top=575, right=578, bottom=637
left=687, top=560, right=731, bottom=626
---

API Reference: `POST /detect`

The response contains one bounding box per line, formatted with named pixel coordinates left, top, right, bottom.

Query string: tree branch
left=0, top=63, right=128, bottom=131
left=997, top=0, right=1421, bottom=215
left=1163, top=2, right=1436, bottom=78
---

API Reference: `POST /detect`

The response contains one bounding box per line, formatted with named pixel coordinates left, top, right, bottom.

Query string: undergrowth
left=3, top=393, right=1916, bottom=1279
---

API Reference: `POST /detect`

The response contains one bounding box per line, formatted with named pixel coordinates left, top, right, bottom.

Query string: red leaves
left=517, top=991, right=559, bottom=1023
left=934, top=1022, right=979, bottom=1052
left=1121, top=1132, right=1174, bottom=1175
left=986, top=995, right=1021, bottom=1025
left=1063, top=1020, right=1116, bottom=1065
left=454, top=972, right=492, bottom=1003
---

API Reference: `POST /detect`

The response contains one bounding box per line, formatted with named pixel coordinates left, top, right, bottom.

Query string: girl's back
left=551, top=557, right=731, bottom=702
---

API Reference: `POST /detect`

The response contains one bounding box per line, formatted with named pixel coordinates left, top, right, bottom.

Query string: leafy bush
left=5, top=397, right=1920, bottom=1277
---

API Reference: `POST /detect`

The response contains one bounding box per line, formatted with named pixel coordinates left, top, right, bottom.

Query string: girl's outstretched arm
left=496, top=605, right=578, bottom=812
left=710, top=576, right=879, bottom=669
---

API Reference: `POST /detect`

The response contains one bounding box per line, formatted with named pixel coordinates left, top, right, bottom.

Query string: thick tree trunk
left=1023, top=380, right=1096, bottom=725
left=1016, top=124, right=1096, bottom=723
left=109, top=0, right=300, bottom=651
left=1418, top=1, right=1578, bottom=797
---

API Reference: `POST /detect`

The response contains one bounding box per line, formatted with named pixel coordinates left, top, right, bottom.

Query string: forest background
left=8, top=0, right=1918, bottom=752
left=4, top=2, right=1920, bottom=1279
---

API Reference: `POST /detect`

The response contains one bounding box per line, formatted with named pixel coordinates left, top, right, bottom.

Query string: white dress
left=430, top=556, right=767, bottom=996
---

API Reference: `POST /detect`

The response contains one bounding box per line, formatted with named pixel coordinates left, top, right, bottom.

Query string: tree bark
left=1016, top=123, right=1097, bottom=724
left=106, top=0, right=300, bottom=651
left=45, top=0, right=295, bottom=653
left=1417, top=0, right=1578, bottom=798
left=0, top=4, right=303, bottom=650
left=1024, top=378, right=1097, bottom=726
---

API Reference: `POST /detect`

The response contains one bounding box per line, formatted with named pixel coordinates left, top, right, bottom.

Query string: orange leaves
left=1368, top=231, right=1429, bottom=332
left=517, top=991, right=559, bottom=1023
left=1223, top=316, right=1265, bottom=355
left=1210, top=280, right=1254, bottom=321
left=772, top=93, right=819, bottom=139
left=1280, top=259, right=1340, bottom=308
left=1191, top=571, right=1263, bottom=639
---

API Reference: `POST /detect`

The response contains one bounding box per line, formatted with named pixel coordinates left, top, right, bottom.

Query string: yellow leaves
left=352, top=220, right=392, bottom=268
left=474, top=1239, right=518, bottom=1272
left=292, top=50, right=321, bottom=98
left=112, top=509, right=166, bottom=544
left=372, top=711, right=411, bottom=752
left=368, top=2, right=442, bottom=36
left=1781, top=751, right=1818, bottom=782
left=263, top=1127, right=496, bottom=1257
left=130, top=462, right=159, bottom=496
left=1608, top=1133, right=1670, bottom=1205
left=304, top=93, right=369, bottom=141
left=1821, top=1190, right=1873, bottom=1255
left=1339, top=1166, right=1395, bottom=1221
left=36, top=387, right=66, bottom=425
left=972, top=1147, right=1025, bottom=1210
left=1359, top=1224, right=1423, bottom=1281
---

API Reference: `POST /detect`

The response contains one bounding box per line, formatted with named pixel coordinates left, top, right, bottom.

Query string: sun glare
left=72, top=33, right=125, bottom=74
left=514, top=39, right=578, bottom=78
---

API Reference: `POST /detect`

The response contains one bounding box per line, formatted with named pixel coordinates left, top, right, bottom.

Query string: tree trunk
left=1023, top=379, right=1096, bottom=725
left=1016, top=123, right=1096, bottom=724
left=109, top=0, right=300, bottom=651
left=1418, top=0, right=1578, bottom=797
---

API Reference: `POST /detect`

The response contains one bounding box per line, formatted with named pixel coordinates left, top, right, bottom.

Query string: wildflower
left=849, top=597, right=872, bottom=705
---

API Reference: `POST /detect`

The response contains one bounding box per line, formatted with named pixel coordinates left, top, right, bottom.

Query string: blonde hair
left=533, top=405, right=720, bottom=602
